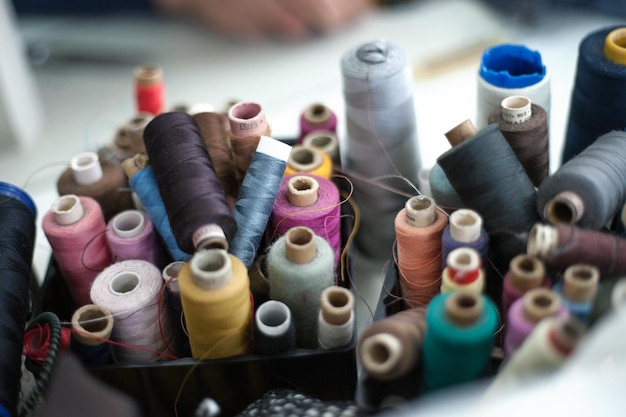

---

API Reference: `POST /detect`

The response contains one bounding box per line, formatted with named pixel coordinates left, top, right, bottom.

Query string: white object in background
left=0, top=0, right=42, bottom=150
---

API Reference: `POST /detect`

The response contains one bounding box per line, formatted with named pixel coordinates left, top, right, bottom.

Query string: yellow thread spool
left=284, top=145, right=333, bottom=180
left=179, top=249, right=251, bottom=359
left=604, top=27, right=626, bottom=65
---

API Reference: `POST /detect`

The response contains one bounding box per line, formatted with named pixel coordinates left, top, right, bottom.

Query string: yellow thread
left=284, top=147, right=333, bottom=180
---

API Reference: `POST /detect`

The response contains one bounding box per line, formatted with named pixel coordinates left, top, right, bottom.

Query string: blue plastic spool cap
left=0, top=181, right=37, bottom=217
left=480, top=44, right=546, bottom=89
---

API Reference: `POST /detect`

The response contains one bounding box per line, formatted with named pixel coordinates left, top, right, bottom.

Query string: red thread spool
left=135, top=65, right=165, bottom=116
left=440, top=247, right=485, bottom=295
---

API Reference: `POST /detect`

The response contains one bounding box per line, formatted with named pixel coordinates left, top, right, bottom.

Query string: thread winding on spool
left=395, top=195, right=448, bottom=308
left=179, top=249, right=252, bottom=359
left=552, top=264, right=600, bottom=324
left=57, top=150, right=134, bottom=222
left=110, top=112, right=153, bottom=160
left=440, top=247, right=485, bottom=295
left=230, top=136, right=291, bottom=269
left=228, top=101, right=271, bottom=185
left=284, top=145, right=333, bottom=180
left=298, top=103, right=338, bottom=143
left=441, top=208, right=489, bottom=269
left=502, top=254, right=547, bottom=319
left=562, top=25, right=626, bottom=164
left=268, top=226, right=335, bottom=349
left=318, top=286, right=355, bottom=349
left=528, top=222, right=626, bottom=277
left=428, top=163, right=464, bottom=213
left=358, top=306, right=426, bottom=381
left=538, top=130, right=626, bottom=230
left=135, top=65, right=165, bottom=115
left=124, top=156, right=189, bottom=262
left=254, top=300, right=296, bottom=355
left=302, top=131, right=341, bottom=168
left=43, top=194, right=113, bottom=307
left=70, top=304, right=114, bottom=366
left=504, top=287, right=568, bottom=357
left=421, top=291, right=499, bottom=392
left=488, top=96, right=549, bottom=187
left=341, top=39, right=421, bottom=260
left=90, top=259, right=178, bottom=363
left=0, top=182, right=36, bottom=417
left=476, top=43, right=550, bottom=129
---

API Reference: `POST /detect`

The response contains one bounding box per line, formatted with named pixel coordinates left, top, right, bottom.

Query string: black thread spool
left=143, top=111, right=238, bottom=253
left=562, top=25, right=626, bottom=164
left=0, top=182, right=37, bottom=417
left=537, top=130, right=626, bottom=230
left=437, top=123, right=539, bottom=277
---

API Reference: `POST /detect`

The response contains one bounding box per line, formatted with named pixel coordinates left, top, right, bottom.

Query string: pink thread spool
left=504, top=287, right=568, bottom=358
left=298, top=103, right=338, bottom=143
left=42, top=195, right=113, bottom=307
left=502, top=254, right=548, bottom=319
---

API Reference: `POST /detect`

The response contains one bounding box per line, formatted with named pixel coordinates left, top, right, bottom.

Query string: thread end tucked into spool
left=287, top=175, right=320, bottom=207
left=544, top=191, right=585, bottom=225
left=51, top=194, right=85, bottom=226
left=449, top=209, right=483, bottom=243
left=563, top=264, right=600, bottom=303
left=604, top=27, right=626, bottom=65
left=189, top=248, right=232, bottom=290
left=404, top=195, right=437, bottom=227
left=445, top=291, right=483, bottom=326
left=320, top=286, right=354, bottom=326
left=500, top=96, right=532, bottom=124
left=284, top=226, right=317, bottom=264
left=70, top=151, right=103, bottom=186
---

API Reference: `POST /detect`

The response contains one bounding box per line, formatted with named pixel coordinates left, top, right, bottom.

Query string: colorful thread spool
left=504, top=288, right=568, bottom=358
left=119, top=112, right=153, bottom=157
left=90, top=259, right=177, bottom=363
left=302, top=130, right=341, bottom=168
left=421, top=291, right=499, bottom=392
left=254, top=300, right=296, bottom=355
left=395, top=195, right=448, bottom=308
left=428, top=163, right=464, bottom=213
left=230, top=136, right=291, bottom=269
left=135, top=65, right=165, bottom=115
left=179, top=249, right=252, bottom=360
left=284, top=145, right=333, bottom=180
left=318, top=286, right=355, bottom=349
left=502, top=254, right=547, bottom=319
left=476, top=43, right=550, bottom=129
left=268, top=226, right=335, bottom=349
left=70, top=304, right=113, bottom=366
left=552, top=264, right=600, bottom=324
left=56, top=150, right=133, bottom=222
left=161, top=261, right=190, bottom=357
left=298, top=102, right=338, bottom=143
left=43, top=194, right=113, bottom=307
left=440, top=247, right=485, bottom=295
left=441, top=208, right=489, bottom=269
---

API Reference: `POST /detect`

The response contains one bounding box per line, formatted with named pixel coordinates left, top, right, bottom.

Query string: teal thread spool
left=421, top=291, right=499, bottom=393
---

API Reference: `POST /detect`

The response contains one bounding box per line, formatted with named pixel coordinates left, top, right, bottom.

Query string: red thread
left=23, top=324, right=71, bottom=366
left=136, top=83, right=165, bottom=115
left=447, top=266, right=480, bottom=285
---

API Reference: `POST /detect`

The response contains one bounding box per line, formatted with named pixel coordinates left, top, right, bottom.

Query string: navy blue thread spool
left=562, top=25, right=626, bottom=164
left=70, top=304, right=113, bottom=366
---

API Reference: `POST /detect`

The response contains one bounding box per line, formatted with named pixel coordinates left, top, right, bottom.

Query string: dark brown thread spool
left=193, top=112, right=239, bottom=209
left=528, top=222, right=626, bottom=277
left=488, top=96, right=549, bottom=188
left=57, top=151, right=133, bottom=222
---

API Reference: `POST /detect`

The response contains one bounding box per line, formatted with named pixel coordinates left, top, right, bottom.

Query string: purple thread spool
left=502, top=254, right=548, bottom=319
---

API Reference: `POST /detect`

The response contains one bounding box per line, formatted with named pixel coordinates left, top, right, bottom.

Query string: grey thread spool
left=537, top=130, right=626, bottom=229
left=437, top=123, right=539, bottom=276
left=341, top=40, right=421, bottom=259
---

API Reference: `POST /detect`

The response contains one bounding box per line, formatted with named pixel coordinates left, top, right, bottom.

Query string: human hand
left=155, top=0, right=373, bottom=39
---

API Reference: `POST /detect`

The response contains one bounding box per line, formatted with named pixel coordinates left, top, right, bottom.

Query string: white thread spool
left=318, top=286, right=355, bottom=349
left=70, top=151, right=103, bottom=186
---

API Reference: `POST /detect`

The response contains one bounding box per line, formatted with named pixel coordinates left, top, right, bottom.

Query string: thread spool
left=394, top=195, right=448, bottom=308
left=562, top=25, right=626, bottom=164
left=341, top=39, right=421, bottom=260
left=161, top=261, right=190, bottom=356
left=193, top=111, right=239, bottom=208
left=302, top=131, right=341, bottom=168
left=528, top=222, right=626, bottom=277
left=70, top=304, right=113, bottom=366
left=487, top=96, right=549, bottom=187
left=143, top=111, right=236, bottom=253
left=254, top=300, right=296, bottom=355
left=90, top=259, right=177, bottom=363
left=318, top=286, right=355, bottom=349
left=538, top=130, right=626, bottom=230
left=441, top=208, right=489, bottom=269
left=249, top=253, right=270, bottom=306
left=230, top=136, right=291, bottom=269
left=476, top=43, right=550, bottom=129
left=0, top=182, right=36, bottom=417
left=269, top=174, right=342, bottom=268
left=57, top=150, right=134, bottom=222
left=43, top=195, right=113, bottom=307
left=106, top=209, right=167, bottom=269
left=284, top=145, right=333, bottom=180
left=502, top=254, right=547, bottom=319
left=440, top=247, right=485, bottom=295
left=298, top=103, right=338, bottom=143
left=428, top=163, right=464, bottom=213
left=228, top=101, right=271, bottom=185
left=437, top=122, right=539, bottom=277
left=268, top=226, right=335, bottom=349
left=552, top=264, right=600, bottom=324
left=358, top=306, right=426, bottom=381
left=504, top=288, right=568, bottom=357
left=486, top=315, right=584, bottom=397
left=124, top=157, right=189, bottom=262
left=421, top=291, right=499, bottom=392
left=123, top=112, right=154, bottom=155
left=135, top=65, right=164, bottom=115
left=179, top=249, right=252, bottom=359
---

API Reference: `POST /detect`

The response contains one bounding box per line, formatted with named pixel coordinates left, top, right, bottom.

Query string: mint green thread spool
left=421, top=291, right=499, bottom=393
